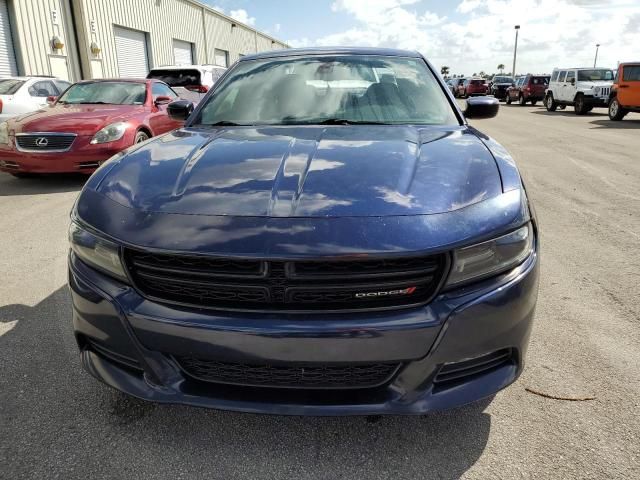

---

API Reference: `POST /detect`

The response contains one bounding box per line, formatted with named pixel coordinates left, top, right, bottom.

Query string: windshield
left=493, top=76, right=512, bottom=83
left=577, top=69, right=614, bottom=81
left=58, top=82, right=146, bottom=105
left=194, top=55, right=458, bottom=126
left=0, top=79, right=25, bottom=95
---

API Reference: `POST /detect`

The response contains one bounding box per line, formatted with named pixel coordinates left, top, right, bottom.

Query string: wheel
left=545, top=93, right=557, bottom=111
left=531, top=100, right=538, bottom=106
left=519, top=94, right=526, bottom=106
left=574, top=94, right=588, bottom=115
left=506, top=94, right=512, bottom=105
left=134, top=131, right=150, bottom=144
left=608, top=97, right=627, bottom=121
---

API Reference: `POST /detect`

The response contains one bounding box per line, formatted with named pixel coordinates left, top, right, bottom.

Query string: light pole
left=512, top=25, right=520, bottom=77
left=594, top=44, right=600, bottom=68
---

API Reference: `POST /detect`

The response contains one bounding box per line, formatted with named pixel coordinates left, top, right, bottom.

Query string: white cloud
left=456, top=0, right=482, bottom=13
left=288, top=0, right=640, bottom=76
left=229, top=8, right=256, bottom=26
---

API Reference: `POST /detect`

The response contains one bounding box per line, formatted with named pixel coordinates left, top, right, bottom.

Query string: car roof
left=239, top=47, right=423, bottom=62
left=553, top=67, right=612, bottom=71
left=76, top=78, right=150, bottom=84
left=0, top=76, right=59, bottom=81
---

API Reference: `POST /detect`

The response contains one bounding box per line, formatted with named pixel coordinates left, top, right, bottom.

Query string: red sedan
left=0, top=79, right=185, bottom=176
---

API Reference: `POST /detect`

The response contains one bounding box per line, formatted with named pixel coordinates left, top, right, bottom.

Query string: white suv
left=0, top=76, right=71, bottom=120
left=544, top=68, right=615, bottom=115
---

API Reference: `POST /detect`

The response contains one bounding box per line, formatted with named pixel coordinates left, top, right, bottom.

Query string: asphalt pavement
left=1, top=103, right=639, bottom=479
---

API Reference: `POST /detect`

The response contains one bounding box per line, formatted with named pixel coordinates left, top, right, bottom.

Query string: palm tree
left=440, top=66, right=450, bottom=77
left=497, top=64, right=505, bottom=74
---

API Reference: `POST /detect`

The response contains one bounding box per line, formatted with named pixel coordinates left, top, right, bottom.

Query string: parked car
left=506, top=74, right=550, bottom=105
left=608, top=62, right=640, bottom=121
left=490, top=75, right=514, bottom=100
left=69, top=47, right=538, bottom=415
left=445, top=78, right=456, bottom=95
left=0, top=79, right=185, bottom=176
left=463, top=78, right=489, bottom=97
left=451, top=78, right=466, bottom=97
left=544, top=67, right=614, bottom=114
left=0, top=76, right=71, bottom=120
left=147, top=65, right=227, bottom=103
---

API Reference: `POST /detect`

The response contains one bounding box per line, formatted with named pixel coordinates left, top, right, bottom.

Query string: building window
left=214, top=49, right=229, bottom=68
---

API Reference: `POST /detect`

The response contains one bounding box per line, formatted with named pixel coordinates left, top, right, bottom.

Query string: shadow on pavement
left=531, top=109, right=607, bottom=117
left=1, top=286, right=492, bottom=480
left=589, top=119, right=640, bottom=129
left=0, top=172, right=87, bottom=196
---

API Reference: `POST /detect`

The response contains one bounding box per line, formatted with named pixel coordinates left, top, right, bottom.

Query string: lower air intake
left=176, top=357, right=402, bottom=389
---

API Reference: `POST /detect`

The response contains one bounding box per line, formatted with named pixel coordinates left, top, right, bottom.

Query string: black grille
left=434, top=349, right=514, bottom=387
left=16, top=134, right=76, bottom=151
left=124, top=250, right=448, bottom=312
left=177, top=357, right=401, bottom=389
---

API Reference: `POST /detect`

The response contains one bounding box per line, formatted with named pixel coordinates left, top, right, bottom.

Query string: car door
left=28, top=80, right=58, bottom=109
left=618, top=64, right=640, bottom=107
left=148, top=82, right=182, bottom=134
left=564, top=70, right=576, bottom=102
left=554, top=71, right=567, bottom=101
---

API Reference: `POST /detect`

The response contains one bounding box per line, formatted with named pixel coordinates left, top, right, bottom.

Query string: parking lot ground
left=1, top=105, right=639, bottom=480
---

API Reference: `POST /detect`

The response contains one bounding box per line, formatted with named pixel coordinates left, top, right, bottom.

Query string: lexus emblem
left=35, top=137, right=49, bottom=147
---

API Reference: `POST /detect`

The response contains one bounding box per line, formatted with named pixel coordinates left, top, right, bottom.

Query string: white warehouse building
left=0, top=0, right=288, bottom=81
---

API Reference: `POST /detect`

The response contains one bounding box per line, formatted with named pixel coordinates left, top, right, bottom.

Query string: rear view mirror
left=167, top=100, right=195, bottom=121
left=46, top=96, right=57, bottom=105
left=464, top=96, right=499, bottom=119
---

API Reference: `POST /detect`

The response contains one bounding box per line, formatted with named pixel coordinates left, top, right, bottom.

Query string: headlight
left=0, top=122, right=9, bottom=144
left=446, top=223, right=534, bottom=287
left=90, top=122, right=127, bottom=144
left=69, top=221, right=128, bottom=282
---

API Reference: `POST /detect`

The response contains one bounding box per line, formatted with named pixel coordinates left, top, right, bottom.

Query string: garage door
left=0, top=0, right=18, bottom=76
left=173, top=39, right=193, bottom=65
left=114, top=26, right=149, bottom=78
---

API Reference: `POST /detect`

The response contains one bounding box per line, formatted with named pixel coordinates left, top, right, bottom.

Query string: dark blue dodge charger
left=69, top=48, right=539, bottom=415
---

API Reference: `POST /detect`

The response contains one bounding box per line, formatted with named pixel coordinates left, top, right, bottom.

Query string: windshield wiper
left=315, top=118, right=390, bottom=125
left=200, top=121, right=251, bottom=127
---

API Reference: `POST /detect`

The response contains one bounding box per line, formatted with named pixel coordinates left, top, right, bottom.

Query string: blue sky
left=205, top=0, right=640, bottom=76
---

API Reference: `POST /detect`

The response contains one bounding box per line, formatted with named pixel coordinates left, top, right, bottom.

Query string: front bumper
left=69, top=241, right=539, bottom=415
left=0, top=135, right=129, bottom=174
left=583, top=95, right=608, bottom=107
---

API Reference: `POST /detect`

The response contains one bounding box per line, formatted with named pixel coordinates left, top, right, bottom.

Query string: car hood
left=580, top=81, right=613, bottom=88
left=96, top=125, right=503, bottom=217
left=8, top=104, right=145, bottom=135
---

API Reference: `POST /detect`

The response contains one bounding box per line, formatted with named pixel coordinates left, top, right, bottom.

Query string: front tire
left=574, top=94, right=588, bottom=115
left=608, top=97, right=627, bottom=121
left=519, top=94, right=526, bottom=106
left=134, top=131, right=150, bottom=144
left=545, top=93, right=557, bottom=111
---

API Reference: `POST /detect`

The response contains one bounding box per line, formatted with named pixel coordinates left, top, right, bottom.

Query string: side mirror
left=167, top=100, right=194, bottom=121
left=46, top=96, right=57, bottom=105
left=464, top=96, right=499, bottom=119
left=154, top=95, right=172, bottom=106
